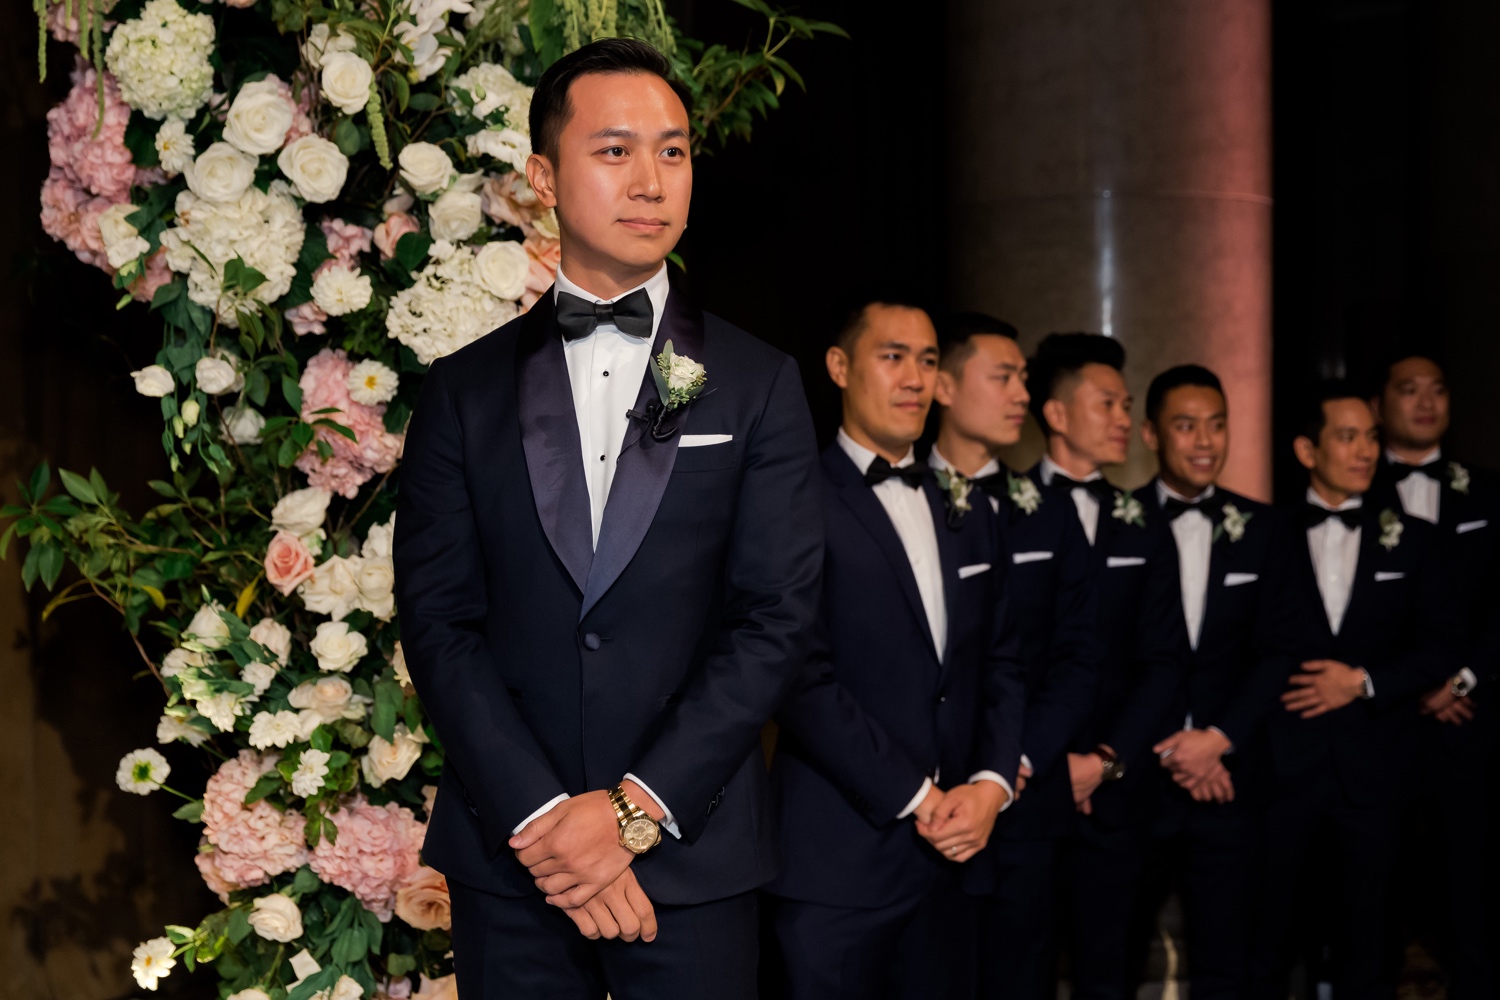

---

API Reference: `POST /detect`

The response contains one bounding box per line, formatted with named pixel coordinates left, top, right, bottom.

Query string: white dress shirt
left=838, top=431, right=1014, bottom=816
left=1040, top=455, right=1104, bottom=545
left=1388, top=446, right=1442, bottom=525
left=1160, top=481, right=1216, bottom=651
left=1305, top=488, right=1363, bottom=637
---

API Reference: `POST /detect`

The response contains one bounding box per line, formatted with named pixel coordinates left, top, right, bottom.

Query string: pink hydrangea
left=46, top=61, right=154, bottom=203
left=295, top=348, right=405, bottom=498
left=40, top=167, right=112, bottom=269
left=309, top=796, right=426, bottom=921
left=321, top=218, right=374, bottom=265
left=285, top=301, right=329, bottom=337
left=199, top=750, right=308, bottom=895
left=47, top=0, right=119, bottom=44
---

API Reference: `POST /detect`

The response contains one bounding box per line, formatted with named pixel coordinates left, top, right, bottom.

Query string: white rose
left=184, top=141, right=258, bottom=204
left=241, top=661, right=278, bottom=696
left=222, top=405, right=266, bottom=444
left=310, top=620, right=368, bottom=673
left=99, top=203, right=150, bottom=269
left=666, top=354, right=706, bottom=391
left=355, top=555, right=396, bottom=621
left=131, top=365, right=174, bottom=397
left=224, top=77, right=295, bottom=155
left=300, top=554, right=364, bottom=620
left=180, top=399, right=201, bottom=427
left=195, top=356, right=241, bottom=396
left=184, top=603, right=230, bottom=648
left=428, top=185, right=483, bottom=243
left=303, top=23, right=356, bottom=67
left=248, top=618, right=292, bottom=665
left=248, top=709, right=303, bottom=749
left=362, top=514, right=396, bottom=559
left=311, top=265, right=373, bottom=316
left=247, top=893, right=304, bottom=943
left=391, top=641, right=412, bottom=687
left=398, top=142, right=454, bottom=195
left=321, top=52, right=373, bottom=116
left=361, top=723, right=426, bottom=787
left=271, top=486, right=332, bottom=538
left=154, top=118, right=194, bottom=176
left=277, top=135, right=350, bottom=204
left=473, top=240, right=528, bottom=300
left=288, top=675, right=362, bottom=724
left=329, top=975, right=364, bottom=1000
left=466, top=127, right=530, bottom=173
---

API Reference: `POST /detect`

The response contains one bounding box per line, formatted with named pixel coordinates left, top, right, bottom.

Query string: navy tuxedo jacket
left=1258, top=492, right=1458, bottom=804
left=1027, top=467, right=1190, bottom=828
left=393, top=283, right=823, bottom=904
left=768, top=446, right=1025, bottom=909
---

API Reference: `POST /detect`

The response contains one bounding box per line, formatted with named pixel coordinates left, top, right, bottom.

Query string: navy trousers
left=975, top=838, right=1061, bottom=1000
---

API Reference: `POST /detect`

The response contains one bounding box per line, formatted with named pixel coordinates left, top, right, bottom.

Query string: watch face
left=622, top=816, right=660, bottom=854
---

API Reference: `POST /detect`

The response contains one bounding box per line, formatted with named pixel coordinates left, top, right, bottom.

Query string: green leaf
left=387, top=953, right=417, bottom=977
left=371, top=681, right=403, bottom=743
left=309, top=725, right=333, bottom=753
left=387, top=72, right=411, bottom=112
left=333, top=116, right=361, bottom=156
left=20, top=544, right=40, bottom=591
left=395, top=232, right=432, bottom=271
left=57, top=469, right=98, bottom=505
left=38, top=543, right=64, bottom=590
left=291, top=865, right=321, bottom=896
left=226, top=905, right=252, bottom=944
left=123, top=112, right=162, bottom=169
left=407, top=92, right=441, bottom=111
left=223, top=257, right=268, bottom=295
left=331, top=924, right=367, bottom=964
left=312, top=418, right=359, bottom=443
left=171, top=799, right=205, bottom=823
left=243, top=770, right=283, bottom=805
left=289, top=966, right=338, bottom=1000
left=28, top=462, right=51, bottom=505
left=282, top=375, right=304, bottom=412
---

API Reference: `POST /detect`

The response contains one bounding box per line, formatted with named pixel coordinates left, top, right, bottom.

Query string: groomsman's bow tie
left=1303, top=504, right=1361, bottom=530
left=971, top=472, right=1011, bottom=499
left=1162, top=496, right=1210, bottom=520
left=865, top=457, right=927, bottom=489
left=1051, top=473, right=1115, bottom=504
left=1388, top=459, right=1439, bottom=482
left=556, top=288, right=654, bottom=341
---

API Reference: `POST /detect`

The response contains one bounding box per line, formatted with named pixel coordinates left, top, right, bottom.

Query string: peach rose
left=394, top=866, right=451, bottom=930
left=264, top=531, right=316, bottom=595
left=374, top=212, right=421, bottom=260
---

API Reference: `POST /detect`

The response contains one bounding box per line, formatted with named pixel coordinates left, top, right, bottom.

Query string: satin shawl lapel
left=827, top=448, right=940, bottom=666
left=926, top=482, right=962, bottom=682
left=1201, top=496, right=1232, bottom=641
left=579, top=288, right=704, bottom=620
left=516, top=291, right=592, bottom=594
left=1341, top=510, right=1383, bottom=636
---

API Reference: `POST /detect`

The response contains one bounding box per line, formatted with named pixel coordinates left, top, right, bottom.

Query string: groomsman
left=1134, top=365, right=1281, bottom=999
left=1020, top=333, right=1188, bottom=999
left=1370, top=351, right=1497, bottom=1000
left=767, top=298, right=1025, bottom=1000
left=1250, top=383, right=1454, bottom=1000
left=925, top=313, right=1104, bottom=1000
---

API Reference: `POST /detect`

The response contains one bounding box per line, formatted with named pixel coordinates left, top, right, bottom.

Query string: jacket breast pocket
left=670, top=440, right=741, bottom=474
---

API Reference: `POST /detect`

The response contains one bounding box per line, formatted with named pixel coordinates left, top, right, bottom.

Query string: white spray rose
left=346, top=360, right=399, bottom=407
left=300, top=554, right=364, bottom=620
left=131, top=365, right=174, bottom=397
left=248, top=894, right=304, bottom=942
left=161, top=647, right=210, bottom=677
left=224, top=76, right=295, bottom=155
left=184, top=141, right=258, bottom=204
left=195, top=355, right=241, bottom=396
left=310, top=620, right=368, bottom=673
left=222, top=405, right=266, bottom=444
left=154, top=118, right=194, bottom=176
left=398, top=142, right=455, bottom=195
left=473, top=239, right=528, bottom=300
left=303, top=23, right=356, bottom=67
left=156, top=712, right=208, bottom=747
left=311, top=265, right=373, bottom=316
left=277, top=135, right=350, bottom=204
left=666, top=354, right=707, bottom=391
left=361, top=723, right=426, bottom=787
left=99, top=203, right=150, bottom=270
left=270, top=486, right=332, bottom=538
left=428, top=173, right=486, bottom=241
left=320, top=52, right=374, bottom=116
left=248, top=618, right=293, bottom=665
left=355, top=556, right=396, bottom=620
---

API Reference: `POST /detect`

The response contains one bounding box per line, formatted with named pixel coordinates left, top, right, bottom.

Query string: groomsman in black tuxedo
left=767, top=299, right=1025, bottom=1000
left=1249, top=384, right=1455, bottom=1000
left=924, top=313, right=1104, bottom=1000
left=395, top=41, right=824, bottom=998
left=1017, top=333, right=1188, bottom=1000
left=1131, top=365, right=1280, bottom=999
left=1370, top=351, right=1497, bottom=1000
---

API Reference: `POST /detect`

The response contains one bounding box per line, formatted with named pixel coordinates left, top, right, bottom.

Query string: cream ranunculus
left=195, top=355, right=241, bottom=396
left=355, top=555, right=395, bottom=621
left=428, top=175, right=485, bottom=242
left=222, top=405, right=266, bottom=444
left=311, top=264, right=373, bottom=316
left=300, top=554, right=364, bottom=620
left=247, top=893, right=304, bottom=943
left=277, top=135, right=350, bottom=204
left=131, top=365, right=174, bottom=397
left=361, top=723, right=426, bottom=787
left=320, top=51, right=374, bottom=116
left=99, top=203, right=150, bottom=270
left=184, top=602, right=231, bottom=648
left=473, top=239, right=528, bottom=300
left=398, top=142, right=454, bottom=195
left=224, top=76, right=296, bottom=155
left=309, top=620, right=368, bottom=673
left=248, top=618, right=293, bottom=666
left=183, top=141, right=258, bottom=204
left=270, top=486, right=332, bottom=538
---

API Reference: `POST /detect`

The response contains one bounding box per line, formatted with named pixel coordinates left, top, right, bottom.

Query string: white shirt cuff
left=1459, top=667, right=1479, bottom=692
left=622, top=772, right=681, bottom=839
left=897, top=776, right=934, bottom=819
left=969, top=771, right=1016, bottom=811
left=1360, top=669, right=1375, bottom=699
left=1019, top=754, right=1033, bottom=772
left=511, top=792, right=570, bottom=836
left=1206, top=725, right=1235, bottom=754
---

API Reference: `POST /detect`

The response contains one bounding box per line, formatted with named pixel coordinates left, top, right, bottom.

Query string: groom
left=393, top=39, right=823, bottom=999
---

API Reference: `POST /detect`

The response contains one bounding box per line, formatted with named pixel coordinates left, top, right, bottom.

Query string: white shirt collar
left=1306, top=486, right=1363, bottom=512
left=1040, top=454, right=1102, bottom=487
left=1384, top=445, right=1441, bottom=467
left=837, top=427, right=915, bottom=476
left=1156, top=480, right=1217, bottom=507
left=553, top=264, right=671, bottom=339
left=928, top=445, right=1000, bottom=480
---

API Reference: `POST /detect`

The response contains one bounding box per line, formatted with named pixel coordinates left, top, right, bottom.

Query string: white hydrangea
left=154, top=118, right=195, bottom=176
left=347, top=359, right=400, bottom=406
left=451, top=62, right=533, bottom=134
left=159, top=181, right=306, bottom=328
left=386, top=240, right=520, bottom=364
left=311, top=265, right=373, bottom=316
left=105, top=0, right=216, bottom=121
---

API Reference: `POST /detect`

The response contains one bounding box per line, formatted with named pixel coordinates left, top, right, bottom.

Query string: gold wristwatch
left=608, top=784, right=662, bottom=855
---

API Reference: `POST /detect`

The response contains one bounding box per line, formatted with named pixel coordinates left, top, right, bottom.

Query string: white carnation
left=277, top=135, right=350, bottom=204
left=154, top=117, right=194, bottom=176
left=116, top=748, right=170, bottom=794
left=131, top=364, right=174, bottom=397
left=222, top=405, right=266, bottom=444
left=290, top=747, right=332, bottom=798
left=99, top=203, right=150, bottom=270
left=386, top=240, right=519, bottom=364
left=428, top=174, right=485, bottom=241
left=300, top=554, right=364, bottom=620
left=311, top=265, right=373, bottom=316
left=473, top=240, right=528, bottom=300
left=466, top=127, right=530, bottom=173
left=156, top=712, right=208, bottom=747
left=355, top=555, right=396, bottom=621
left=320, top=51, right=373, bottom=116
left=131, top=936, right=177, bottom=991
left=249, top=618, right=293, bottom=666
left=184, top=141, right=258, bottom=204
left=361, top=723, right=426, bottom=787
left=248, top=710, right=304, bottom=750
left=197, top=692, right=247, bottom=732
left=310, top=620, right=368, bottom=673
left=271, top=486, right=332, bottom=538
left=248, top=894, right=304, bottom=943
left=398, top=141, right=455, bottom=195
left=106, top=0, right=215, bottom=120
left=224, top=76, right=296, bottom=155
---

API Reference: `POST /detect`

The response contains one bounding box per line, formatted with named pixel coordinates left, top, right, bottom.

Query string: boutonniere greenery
left=1213, top=503, right=1252, bottom=543
left=934, top=469, right=974, bottom=528
left=1449, top=461, right=1471, bottom=495
left=1378, top=508, right=1404, bottom=551
left=1009, top=473, right=1042, bottom=515
left=635, top=340, right=707, bottom=440
left=1112, top=489, right=1146, bottom=528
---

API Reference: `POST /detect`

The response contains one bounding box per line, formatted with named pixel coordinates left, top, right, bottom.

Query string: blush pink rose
left=394, top=866, right=451, bottom=931
left=373, top=212, right=421, bottom=261
left=285, top=301, right=329, bottom=337
left=321, top=217, right=375, bottom=264
left=265, top=531, right=317, bottom=595
left=519, top=234, right=562, bottom=311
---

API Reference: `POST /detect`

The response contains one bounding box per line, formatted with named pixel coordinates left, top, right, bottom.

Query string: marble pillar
left=947, top=0, right=1272, bottom=498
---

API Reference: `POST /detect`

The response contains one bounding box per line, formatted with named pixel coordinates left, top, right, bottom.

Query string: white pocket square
left=1107, top=556, right=1146, bottom=569
left=1012, top=551, right=1055, bottom=565
left=1223, top=572, right=1259, bottom=587
left=958, top=563, right=992, bottom=579
left=1375, top=571, right=1406, bottom=582
left=679, top=434, right=732, bottom=448
left=1457, top=519, right=1489, bottom=534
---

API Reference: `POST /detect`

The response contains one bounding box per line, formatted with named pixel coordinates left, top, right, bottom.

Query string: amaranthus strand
left=367, top=79, right=391, bottom=170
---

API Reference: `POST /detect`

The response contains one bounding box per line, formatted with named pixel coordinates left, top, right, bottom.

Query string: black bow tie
left=1162, top=496, right=1210, bottom=520
left=1052, top=472, right=1115, bottom=504
left=1388, top=459, right=1439, bottom=483
left=971, top=472, right=1011, bottom=500
left=556, top=288, right=654, bottom=342
left=865, top=456, right=927, bottom=490
left=1304, top=503, right=1361, bottom=530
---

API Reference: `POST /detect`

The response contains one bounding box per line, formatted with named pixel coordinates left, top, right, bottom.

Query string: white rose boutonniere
left=1379, top=508, right=1404, bottom=551
left=934, top=469, right=973, bottom=527
left=1113, top=489, right=1146, bottom=528
left=1008, top=473, right=1042, bottom=515
left=654, top=341, right=707, bottom=408
left=1449, top=461, right=1471, bottom=495
left=1214, top=503, right=1252, bottom=543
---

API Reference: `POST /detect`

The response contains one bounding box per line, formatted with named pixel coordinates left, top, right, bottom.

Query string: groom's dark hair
left=530, top=38, right=693, bottom=164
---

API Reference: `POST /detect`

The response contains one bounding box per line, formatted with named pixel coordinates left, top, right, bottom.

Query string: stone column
left=948, top=0, right=1272, bottom=498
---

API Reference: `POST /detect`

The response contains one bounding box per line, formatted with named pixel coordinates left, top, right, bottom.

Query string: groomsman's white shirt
left=1306, top=488, right=1362, bottom=637
left=511, top=265, right=679, bottom=838
left=837, top=431, right=1014, bottom=816
left=1041, top=455, right=1104, bottom=545
left=1160, top=481, right=1215, bottom=651
left=1388, top=446, right=1442, bottom=524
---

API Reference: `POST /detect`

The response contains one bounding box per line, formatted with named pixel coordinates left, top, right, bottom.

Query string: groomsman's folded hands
left=1153, top=728, right=1235, bottom=803
left=915, top=780, right=1009, bottom=863
left=1281, top=658, right=1367, bottom=718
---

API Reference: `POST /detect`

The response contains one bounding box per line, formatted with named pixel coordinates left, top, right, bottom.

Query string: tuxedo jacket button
left=583, top=633, right=602, bottom=651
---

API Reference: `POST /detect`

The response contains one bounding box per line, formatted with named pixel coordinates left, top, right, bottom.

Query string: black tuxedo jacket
left=393, top=284, right=823, bottom=904
left=1027, top=466, right=1189, bottom=828
left=1259, top=492, right=1458, bottom=804
left=768, top=446, right=1025, bottom=909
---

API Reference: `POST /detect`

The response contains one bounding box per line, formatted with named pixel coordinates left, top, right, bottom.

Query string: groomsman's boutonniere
left=934, top=469, right=974, bottom=528
left=1113, top=490, right=1146, bottom=528
left=1449, top=461, right=1471, bottom=495
left=1009, top=473, right=1042, bottom=515
left=1214, top=503, right=1252, bottom=543
left=1378, top=508, right=1404, bottom=551
left=634, top=340, right=708, bottom=440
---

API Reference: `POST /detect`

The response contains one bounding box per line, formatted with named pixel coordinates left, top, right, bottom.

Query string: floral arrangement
left=12, top=1, right=839, bottom=997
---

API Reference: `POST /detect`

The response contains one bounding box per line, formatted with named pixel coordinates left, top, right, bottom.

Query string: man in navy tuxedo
left=1129, top=365, right=1281, bottom=999
left=924, top=313, right=1103, bottom=1000
left=766, top=299, right=1024, bottom=1000
left=394, top=40, right=823, bottom=999
left=1249, top=384, right=1455, bottom=1000
left=1010, top=333, right=1187, bottom=1000
left=1370, top=351, right=1497, bottom=1000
